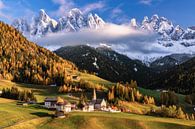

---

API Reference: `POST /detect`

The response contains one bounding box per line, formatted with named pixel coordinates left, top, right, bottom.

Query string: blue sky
left=0, top=0, right=194, bottom=28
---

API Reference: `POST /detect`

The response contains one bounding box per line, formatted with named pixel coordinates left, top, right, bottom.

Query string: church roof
left=90, top=99, right=105, bottom=105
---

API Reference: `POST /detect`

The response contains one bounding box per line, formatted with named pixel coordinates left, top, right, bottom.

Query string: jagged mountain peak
left=187, top=26, right=195, bottom=33
left=39, top=9, right=51, bottom=22
left=94, top=14, right=105, bottom=25
left=12, top=18, right=30, bottom=36
left=68, top=8, right=83, bottom=17
left=151, top=14, right=159, bottom=20
left=142, top=16, right=149, bottom=23
left=159, top=16, right=167, bottom=21
left=175, top=25, right=182, bottom=29
left=12, top=8, right=105, bottom=37
left=130, top=18, right=137, bottom=28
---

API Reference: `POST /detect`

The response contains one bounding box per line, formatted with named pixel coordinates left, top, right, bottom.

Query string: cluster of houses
left=44, top=89, right=108, bottom=117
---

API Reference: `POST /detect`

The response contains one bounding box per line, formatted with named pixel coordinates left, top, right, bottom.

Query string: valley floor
left=0, top=98, right=195, bottom=129
left=0, top=80, right=195, bottom=129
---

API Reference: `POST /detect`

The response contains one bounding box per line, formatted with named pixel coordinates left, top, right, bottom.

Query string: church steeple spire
left=93, top=88, right=96, bottom=100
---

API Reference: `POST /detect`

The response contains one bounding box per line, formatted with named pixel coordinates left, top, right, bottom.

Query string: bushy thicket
left=108, top=80, right=155, bottom=105
left=1, top=87, right=37, bottom=102
left=77, top=92, right=88, bottom=109
left=149, top=105, right=195, bottom=120
left=58, top=84, right=82, bottom=93
left=160, top=91, right=179, bottom=106
left=0, top=22, right=76, bottom=85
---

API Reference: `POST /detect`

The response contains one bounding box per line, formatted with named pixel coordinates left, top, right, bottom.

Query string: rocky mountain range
left=12, top=8, right=105, bottom=38
left=130, top=14, right=195, bottom=47
left=150, top=53, right=195, bottom=72
left=12, top=8, right=195, bottom=69
left=12, top=9, right=195, bottom=47
left=8, top=10, right=195, bottom=94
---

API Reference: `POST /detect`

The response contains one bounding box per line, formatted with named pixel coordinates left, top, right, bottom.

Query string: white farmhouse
left=44, top=97, right=57, bottom=109
left=56, top=100, right=71, bottom=112
left=83, top=103, right=94, bottom=112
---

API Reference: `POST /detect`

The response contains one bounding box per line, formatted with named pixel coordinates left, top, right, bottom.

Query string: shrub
left=1, top=87, right=37, bottom=102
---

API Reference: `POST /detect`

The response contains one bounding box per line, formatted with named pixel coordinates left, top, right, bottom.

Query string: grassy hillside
left=0, top=79, right=191, bottom=112
left=0, top=99, right=194, bottom=129
left=0, top=98, right=51, bottom=128
left=0, top=71, right=113, bottom=102
left=39, top=112, right=195, bottom=129
left=0, top=80, right=195, bottom=129
left=79, top=73, right=114, bottom=87
left=0, top=80, right=76, bottom=102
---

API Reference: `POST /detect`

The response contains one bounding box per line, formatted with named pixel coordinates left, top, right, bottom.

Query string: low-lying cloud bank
left=37, top=23, right=155, bottom=45
left=35, top=23, right=158, bottom=52
left=34, top=23, right=195, bottom=61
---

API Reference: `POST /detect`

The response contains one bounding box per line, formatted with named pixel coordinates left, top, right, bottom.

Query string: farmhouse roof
left=44, top=97, right=57, bottom=102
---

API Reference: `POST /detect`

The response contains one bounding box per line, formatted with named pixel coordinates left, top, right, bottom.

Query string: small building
left=44, top=97, right=57, bottom=109
left=91, top=99, right=107, bottom=110
left=91, top=88, right=107, bottom=110
left=71, top=103, right=77, bottom=110
left=88, top=103, right=95, bottom=111
left=55, top=97, right=72, bottom=118
left=82, top=103, right=94, bottom=112
left=56, top=97, right=71, bottom=113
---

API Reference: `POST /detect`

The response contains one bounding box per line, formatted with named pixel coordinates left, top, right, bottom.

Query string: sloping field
left=38, top=112, right=195, bottom=129
left=0, top=98, right=52, bottom=128
left=0, top=98, right=195, bottom=129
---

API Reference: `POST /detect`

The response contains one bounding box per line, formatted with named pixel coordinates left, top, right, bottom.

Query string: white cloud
left=139, top=0, right=153, bottom=5
left=0, top=0, right=36, bottom=23
left=34, top=23, right=160, bottom=56
left=51, top=0, right=75, bottom=17
left=51, top=0, right=106, bottom=16
left=82, top=1, right=105, bottom=14
left=109, top=5, right=129, bottom=24
left=111, top=7, right=123, bottom=18
left=0, top=0, right=13, bottom=22
left=36, top=23, right=151, bottom=46
left=139, top=0, right=162, bottom=5
left=34, top=23, right=195, bottom=61
left=0, top=0, right=5, bottom=9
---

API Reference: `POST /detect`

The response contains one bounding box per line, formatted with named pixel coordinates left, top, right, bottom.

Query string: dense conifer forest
left=0, top=22, right=77, bottom=86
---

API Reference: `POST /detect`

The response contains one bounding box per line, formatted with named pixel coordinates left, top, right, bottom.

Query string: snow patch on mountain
left=134, top=67, right=138, bottom=72
left=93, top=57, right=99, bottom=69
